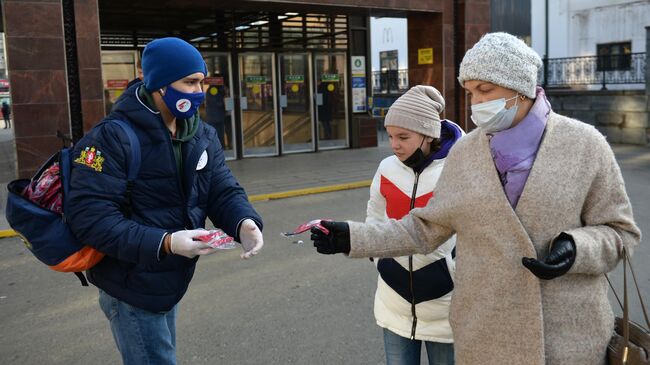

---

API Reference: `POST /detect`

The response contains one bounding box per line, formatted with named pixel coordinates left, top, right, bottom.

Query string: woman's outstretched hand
left=310, top=221, right=351, bottom=255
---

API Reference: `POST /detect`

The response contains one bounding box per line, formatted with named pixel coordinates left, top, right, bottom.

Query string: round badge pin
left=196, top=150, right=208, bottom=170
left=176, top=99, right=191, bottom=112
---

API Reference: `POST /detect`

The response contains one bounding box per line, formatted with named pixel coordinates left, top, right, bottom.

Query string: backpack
left=5, top=119, right=141, bottom=286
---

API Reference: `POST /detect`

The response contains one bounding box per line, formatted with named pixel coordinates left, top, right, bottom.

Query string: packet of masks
left=282, top=219, right=333, bottom=237
left=196, top=229, right=237, bottom=249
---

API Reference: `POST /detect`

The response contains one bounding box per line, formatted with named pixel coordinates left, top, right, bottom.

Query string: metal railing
left=539, top=53, right=646, bottom=89
left=369, top=54, right=646, bottom=93
left=372, top=69, right=409, bottom=94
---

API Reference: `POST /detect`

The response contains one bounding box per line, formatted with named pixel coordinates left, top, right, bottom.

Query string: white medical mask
left=470, top=94, right=520, bottom=133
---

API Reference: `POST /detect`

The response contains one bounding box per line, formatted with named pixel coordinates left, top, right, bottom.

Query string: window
left=379, top=50, right=399, bottom=93
left=597, top=42, right=632, bottom=71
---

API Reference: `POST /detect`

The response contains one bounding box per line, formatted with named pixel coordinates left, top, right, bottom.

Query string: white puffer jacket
left=366, top=153, right=457, bottom=343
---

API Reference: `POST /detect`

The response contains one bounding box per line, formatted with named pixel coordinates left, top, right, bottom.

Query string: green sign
left=285, top=75, right=305, bottom=83
left=245, top=75, right=266, bottom=84
left=321, top=74, right=340, bottom=82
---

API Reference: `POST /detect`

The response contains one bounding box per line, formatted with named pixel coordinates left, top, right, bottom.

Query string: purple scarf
left=488, top=87, right=551, bottom=208
left=414, top=120, right=464, bottom=173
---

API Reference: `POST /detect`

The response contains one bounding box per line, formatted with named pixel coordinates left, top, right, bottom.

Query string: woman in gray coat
left=310, top=32, right=641, bottom=365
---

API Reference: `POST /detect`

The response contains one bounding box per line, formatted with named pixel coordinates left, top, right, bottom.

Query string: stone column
left=406, top=4, right=461, bottom=124
left=3, top=0, right=70, bottom=178
left=646, top=26, right=650, bottom=96
left=407, top=12, right=446, bottom=112
left=645, top=26, right=650, bottom=145
left=348, top=15, right=376, bottom=148
left=3, top=0, right=104, bottom=178
left=457, top=0, right=491, bottom=131
left=73, top=0, right=105, bottom=133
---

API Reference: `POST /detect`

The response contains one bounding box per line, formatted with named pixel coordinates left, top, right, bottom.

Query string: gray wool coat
left=348, top=112, right=641, bottom=365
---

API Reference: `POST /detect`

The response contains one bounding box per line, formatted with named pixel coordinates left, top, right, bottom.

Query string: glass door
left=238, top=53, right=278, bottom=157
left=278, top=53, right=314, bottom=153
left=101, top=50, right=138, bottom=115
left=314, top=53, right=348, bottom=149
left=201, top=53, right=235, bottom=160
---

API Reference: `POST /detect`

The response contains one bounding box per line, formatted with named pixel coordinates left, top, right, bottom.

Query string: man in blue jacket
left=68, top=37, right=264, bottom=365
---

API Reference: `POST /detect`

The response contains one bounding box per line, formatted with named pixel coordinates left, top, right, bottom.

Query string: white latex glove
left=170, top=229, right=216, bottom=259
left=238, top=219, right=263, bottom=259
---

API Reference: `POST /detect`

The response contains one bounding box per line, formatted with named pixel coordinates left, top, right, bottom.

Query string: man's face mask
left=160, top=84, right=205, bottom=120
left=470, top=94, right=520, bottom=133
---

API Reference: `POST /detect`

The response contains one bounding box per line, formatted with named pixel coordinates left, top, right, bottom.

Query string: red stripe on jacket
left=380, top=175, right=434, bottom=220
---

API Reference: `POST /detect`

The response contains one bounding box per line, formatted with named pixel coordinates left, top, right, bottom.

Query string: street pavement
left=0, top=188, right=383, bottom=365
left=0, top=127, right=16, bottom=183
left=0, top=128, right=649, bottom=364
left=0, top=127, right=17, bottom=231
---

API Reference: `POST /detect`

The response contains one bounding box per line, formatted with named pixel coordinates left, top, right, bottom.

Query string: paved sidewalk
left=0, top=127, right=17, bottom=232
left=0, top=128, right=16, bottom=182
left=227, top=145, right=391, bottom=196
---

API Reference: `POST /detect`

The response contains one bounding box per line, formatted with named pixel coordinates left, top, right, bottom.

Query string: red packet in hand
left=282, top=219, right=333, bottom=237
left=196, top=229, right=236, bottom=249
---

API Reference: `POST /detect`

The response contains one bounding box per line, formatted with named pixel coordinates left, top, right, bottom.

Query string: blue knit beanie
left=142, top=37, right=207, bottom=91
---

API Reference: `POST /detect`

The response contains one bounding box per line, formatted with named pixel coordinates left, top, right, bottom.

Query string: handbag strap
left=606, top=248, right=630, bottom=363
left=605, top=246, right=650, bottom=364
left=606, top=247, right=650, bottom=329
left=626, top=252, right=650, bottom=329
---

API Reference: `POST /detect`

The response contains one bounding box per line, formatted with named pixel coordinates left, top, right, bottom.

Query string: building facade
left=528, top=0, right=650, bottom=145
left=1, top=0, right=491, bottom=178
left=532, top=0, right=649, bottom=59
left=532, top=0, right=648, bottom=90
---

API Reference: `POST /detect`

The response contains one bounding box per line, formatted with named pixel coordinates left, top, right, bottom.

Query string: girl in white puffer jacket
left=366, top=85, right=463, bottom=365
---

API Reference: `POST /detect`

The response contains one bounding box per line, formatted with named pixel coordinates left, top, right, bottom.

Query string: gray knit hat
left=458, top=32, right=542, bottom=98
left=384, top=85, right=445, bottom=138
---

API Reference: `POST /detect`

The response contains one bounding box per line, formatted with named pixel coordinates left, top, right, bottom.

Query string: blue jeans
left=383, top=328, right=455, bottom=365
left=98, top=289, right=178, bottom=365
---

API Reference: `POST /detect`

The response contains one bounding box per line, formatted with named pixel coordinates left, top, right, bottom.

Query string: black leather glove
left=522, top=233, right=576, bottom=280
left=310, top=221, right=351, bottom=255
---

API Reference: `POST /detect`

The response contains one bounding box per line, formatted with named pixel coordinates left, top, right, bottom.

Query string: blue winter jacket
left=67, top=83, right=262, bottom=312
